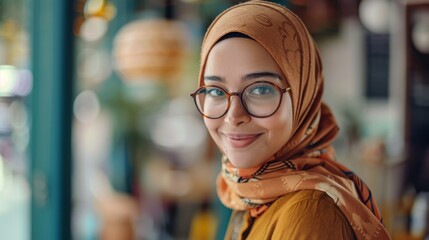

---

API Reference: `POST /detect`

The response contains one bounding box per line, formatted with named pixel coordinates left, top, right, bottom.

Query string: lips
left=223, top=133, right=262, bottom=148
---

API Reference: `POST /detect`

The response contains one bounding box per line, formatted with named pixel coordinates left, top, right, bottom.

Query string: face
left=202, top=37, right=294, bottom=169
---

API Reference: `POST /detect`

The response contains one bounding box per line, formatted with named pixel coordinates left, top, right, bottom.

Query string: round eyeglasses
left=190, top=81, right=290, bottom=119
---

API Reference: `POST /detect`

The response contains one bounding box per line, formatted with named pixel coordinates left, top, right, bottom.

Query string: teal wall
left=30, top=0, right=74, bottom=239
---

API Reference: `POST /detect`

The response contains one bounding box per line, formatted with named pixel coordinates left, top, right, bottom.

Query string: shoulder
left=274, top=188, right=334, bottom=208
left=254, top=189, right=357, bottom=240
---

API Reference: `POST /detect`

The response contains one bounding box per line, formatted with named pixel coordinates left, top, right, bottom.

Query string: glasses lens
left=195, top=86, right=228, bottom=118
left=243, top=82, right=281, bottom=117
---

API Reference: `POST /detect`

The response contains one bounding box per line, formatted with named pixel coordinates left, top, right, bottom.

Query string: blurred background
left=0, top=0, right=428, bottom=239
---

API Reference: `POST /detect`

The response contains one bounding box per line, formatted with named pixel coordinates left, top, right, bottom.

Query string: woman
left=190, top=1, right=391, bottom=239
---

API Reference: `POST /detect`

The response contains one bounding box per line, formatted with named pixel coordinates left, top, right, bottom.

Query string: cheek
left=204, top=118, right=225, bottom=152
left=277, top=96, right=293, bottom=132
left=263, top=116, right=293, bottom=154
left=204, top=118, right=220, bottom=137
left=279, top=107, right=293, bottom=132
left=259, top=115, right=291, bottom=135
left=263, top=102, right=293, bottom=140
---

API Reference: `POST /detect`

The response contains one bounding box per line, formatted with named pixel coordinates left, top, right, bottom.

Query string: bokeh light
left=14, top=69, right=32, bottom=97
left=359, top=0, right=391, bottom=34
left=84, top=0, right=105, bottom=17
left=150, top=98, right=208, bottom=167
left=73, top=90, right=101, bottom=124
left=0, top=65, right=18, bottom=97
left=0, top=66, right=31, bottom=97
left=78, top=48, right=111, bottom=86
left=80, top=17, right=108, bottom=42
left=412, top=11, right=429, bottom=54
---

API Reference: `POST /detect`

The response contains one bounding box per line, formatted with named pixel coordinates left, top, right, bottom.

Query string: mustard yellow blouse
left=224, top=189, right=357, bottom=240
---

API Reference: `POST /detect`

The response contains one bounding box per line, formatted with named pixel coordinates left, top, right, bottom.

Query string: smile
left=223, top=133, right=262, bottom=148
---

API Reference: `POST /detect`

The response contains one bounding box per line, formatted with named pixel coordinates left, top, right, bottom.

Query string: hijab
left=199, top=1, right=390, bottom=239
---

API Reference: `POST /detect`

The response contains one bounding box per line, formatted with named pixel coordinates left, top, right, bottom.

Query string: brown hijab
left=199, top=1, right=390, bottom=239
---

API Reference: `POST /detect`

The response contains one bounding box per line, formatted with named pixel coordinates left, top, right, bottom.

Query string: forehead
left=204, top=37, right=283, bottom=79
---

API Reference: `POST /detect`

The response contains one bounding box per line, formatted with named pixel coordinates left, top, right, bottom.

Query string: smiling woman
left=190, top=1, right=391, bottom=240
left=197, top=37, right=294, bottom=169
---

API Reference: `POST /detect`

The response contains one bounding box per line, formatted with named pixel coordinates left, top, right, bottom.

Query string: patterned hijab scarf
left=199, top=1, right=390, bottom=239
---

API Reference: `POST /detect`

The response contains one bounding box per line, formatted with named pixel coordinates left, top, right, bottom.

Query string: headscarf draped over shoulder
left=199, top=1, right=390, bottom=239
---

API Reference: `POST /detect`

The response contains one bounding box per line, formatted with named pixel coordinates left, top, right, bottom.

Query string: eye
left=247, top=83, right=277, bottom=96
left=206, top=87, right=225, bottom=97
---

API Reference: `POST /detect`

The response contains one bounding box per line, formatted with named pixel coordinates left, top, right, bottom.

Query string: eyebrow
left=203, top=75, right=223, bottom=82
left=242, top=72, right=282, bottom=81
left=204, top=71, right=282, bottom=82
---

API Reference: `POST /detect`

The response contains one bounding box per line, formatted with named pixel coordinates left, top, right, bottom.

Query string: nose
left=224, top=95, right=250, bottom=126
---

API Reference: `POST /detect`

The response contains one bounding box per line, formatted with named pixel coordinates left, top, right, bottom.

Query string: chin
left=227, top=155, right=261, bottom=169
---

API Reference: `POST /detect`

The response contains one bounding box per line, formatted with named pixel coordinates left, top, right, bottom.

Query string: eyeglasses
left=190, top=81, right=290, bottom=119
